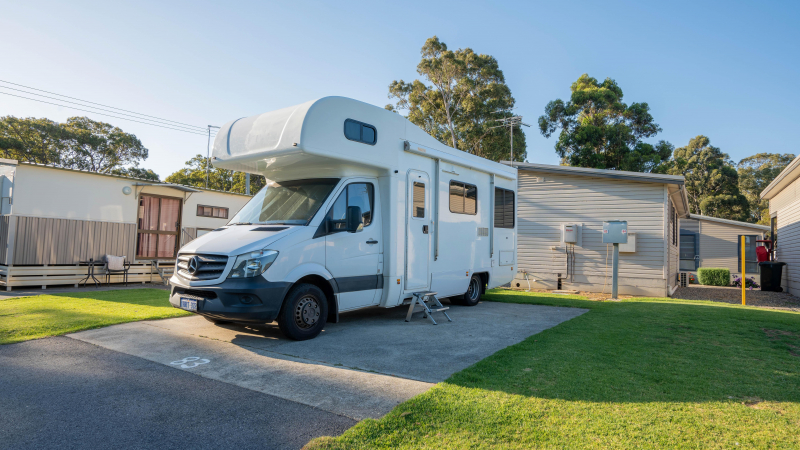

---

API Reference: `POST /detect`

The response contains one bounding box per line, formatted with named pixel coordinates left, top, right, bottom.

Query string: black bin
left=759, top=261, right=786, bottom=292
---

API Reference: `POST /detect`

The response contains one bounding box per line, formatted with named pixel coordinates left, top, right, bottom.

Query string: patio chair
left=103, top=255, right=131, bottom=286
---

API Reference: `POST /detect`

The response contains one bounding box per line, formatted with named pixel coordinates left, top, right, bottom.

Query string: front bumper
left=169, top=276, right=292, bottom=324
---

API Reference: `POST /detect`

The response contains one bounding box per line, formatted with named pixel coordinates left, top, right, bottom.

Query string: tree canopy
left=737, top=153, right=795, bottom=224
left=386, top=36, right=525, bottom=162
left=659, top=135, right=749, bottom=221
left=165, top=154, right=262, bottom=195
left=0, top=115, right=153, bottom=178
left=538, top=74, right=671, bottom=172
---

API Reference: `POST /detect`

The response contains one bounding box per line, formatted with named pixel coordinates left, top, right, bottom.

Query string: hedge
left=697, top=268, right=731, bottom=286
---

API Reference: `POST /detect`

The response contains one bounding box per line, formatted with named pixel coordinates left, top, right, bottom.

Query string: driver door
left=324, top=180, right=382, bottom=311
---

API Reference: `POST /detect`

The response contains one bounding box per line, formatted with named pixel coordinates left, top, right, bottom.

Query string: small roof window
left=344, top=119, right=377, bottom=145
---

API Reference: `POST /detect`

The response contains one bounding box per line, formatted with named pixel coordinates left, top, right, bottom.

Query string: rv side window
left=327, top=183, right=374, bottom=231
left=494, top=188, right=514, bottom=228
left=449, top=181, right=477, bottom=215
left=412, top=182, right=425, bottom=218
left=343, top=119, right=377, bottom=145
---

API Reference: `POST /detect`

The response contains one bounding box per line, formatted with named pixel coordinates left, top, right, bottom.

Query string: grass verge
left=0, top=289, right=189, bottom=344
left=307, top=290, right=800, bottom=449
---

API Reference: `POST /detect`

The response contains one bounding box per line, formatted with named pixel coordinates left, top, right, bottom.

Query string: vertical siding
left=774, top=195, right=800, bottom=295
left=12, top=216, right=136, bottom=265
left=516, top=170, right=668, bottom=296
left=0, top=215, right=10, bottom=265
left=697, top=220, right=764, bottom=277
left=181, top=227, right=197, bottom=246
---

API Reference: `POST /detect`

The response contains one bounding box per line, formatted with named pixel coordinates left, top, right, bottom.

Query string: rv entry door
left=405, top=170, right=431, bottom=290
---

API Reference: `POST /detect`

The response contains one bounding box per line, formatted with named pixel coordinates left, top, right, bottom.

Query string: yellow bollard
left=741, top=236, right=746, bottom=305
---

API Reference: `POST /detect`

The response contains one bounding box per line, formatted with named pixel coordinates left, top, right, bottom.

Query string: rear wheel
left=459, top=275, right=483, bottom=307
left=278, top=283, right=328, bottom=340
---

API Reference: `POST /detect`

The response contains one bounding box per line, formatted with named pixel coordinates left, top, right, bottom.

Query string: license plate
left=179, top=297, right=198, bottom=311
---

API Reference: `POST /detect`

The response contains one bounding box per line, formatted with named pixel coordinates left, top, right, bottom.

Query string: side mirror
left=345, top=206, right=363, bottom=233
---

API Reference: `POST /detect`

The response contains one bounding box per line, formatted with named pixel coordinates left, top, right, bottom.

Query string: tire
left=277, top=283, right=328, bottom=340
left=459, top=275, right=483, bottom=307
left=203, top=316, right=231, bottom=325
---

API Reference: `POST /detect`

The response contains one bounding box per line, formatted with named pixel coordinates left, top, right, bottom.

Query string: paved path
left=69, top=302, right=587, bottom=419
left=0, top=337, right=355, bottom=450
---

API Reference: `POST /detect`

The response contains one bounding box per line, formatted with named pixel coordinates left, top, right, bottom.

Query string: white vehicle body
left=168, top=97, right=517, bottom=335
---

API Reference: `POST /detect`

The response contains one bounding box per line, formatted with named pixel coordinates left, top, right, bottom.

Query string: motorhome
left=168, top=97, right=518, bottom=340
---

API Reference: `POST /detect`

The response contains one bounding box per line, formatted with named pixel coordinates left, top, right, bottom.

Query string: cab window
left=327, top=183, right=374, bottom=232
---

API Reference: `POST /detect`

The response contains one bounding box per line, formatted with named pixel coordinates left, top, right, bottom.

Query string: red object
left=757, top=239, right=774, bottom=261
left=756, top=246, right=770, bottom=262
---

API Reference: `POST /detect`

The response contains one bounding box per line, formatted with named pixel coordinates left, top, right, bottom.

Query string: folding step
left=405, top=291, right=452, bottom=325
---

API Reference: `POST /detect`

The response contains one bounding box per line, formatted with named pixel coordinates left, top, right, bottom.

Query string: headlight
left=227, top=250, right=279, bottom=279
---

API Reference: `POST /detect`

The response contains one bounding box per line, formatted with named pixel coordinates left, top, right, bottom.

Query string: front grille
left=177, top=253, right=229, bottom=281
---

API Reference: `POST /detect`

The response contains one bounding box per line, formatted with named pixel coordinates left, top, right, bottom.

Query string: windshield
left=228, top=178, right=339, bottom=225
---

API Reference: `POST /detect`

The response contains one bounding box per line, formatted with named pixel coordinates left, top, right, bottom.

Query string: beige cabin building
left=678, top=214, right=768, bottom=281
left=760, top=154, right=800, bottom=295
left=0, top=159, right=250, bottom=289
left=508, top=162, right=689, bottom=297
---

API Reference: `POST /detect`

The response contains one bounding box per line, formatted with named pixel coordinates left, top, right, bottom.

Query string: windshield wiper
left=228, top=222, right=252, bottom=226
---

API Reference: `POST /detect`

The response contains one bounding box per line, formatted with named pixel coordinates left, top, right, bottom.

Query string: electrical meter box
left=562, top=223, right=578, bottom=244
left=603, top=220, right=628, bottom=244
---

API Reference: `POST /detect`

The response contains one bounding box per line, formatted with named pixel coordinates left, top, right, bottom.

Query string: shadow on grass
left=448, top=289, right=800, bottom=404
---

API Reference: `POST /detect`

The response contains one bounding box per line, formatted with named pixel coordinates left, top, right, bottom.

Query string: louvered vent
left=477, top=227, right=489, bottom=237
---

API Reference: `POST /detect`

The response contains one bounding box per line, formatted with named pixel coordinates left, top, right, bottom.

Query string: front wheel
left=277, top=283, right=328, bottom=340
left=458, top=275, right=483, bottom=307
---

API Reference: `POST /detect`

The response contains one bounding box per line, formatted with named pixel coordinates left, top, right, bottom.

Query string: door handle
left=366, top=239, right=378, bottom=245
left=422, top=225, right=429, bottom=234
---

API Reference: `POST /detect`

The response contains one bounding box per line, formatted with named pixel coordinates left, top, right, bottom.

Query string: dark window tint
left=449, top=181, right=477, bottom=215
left=494, top=188, right=514, bottom=228
left=327, top=183, right=374, bottom=232
left=412, top=182, right=425, bottom=218
left=344, top=120, right=361, bottom=141
left=343, top=119, right=377, bottom=145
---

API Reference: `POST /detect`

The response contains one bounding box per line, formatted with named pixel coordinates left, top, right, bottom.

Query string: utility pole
left=206, top=125, right=220, bottom=189
left=491, top=112, right=530, bottom=163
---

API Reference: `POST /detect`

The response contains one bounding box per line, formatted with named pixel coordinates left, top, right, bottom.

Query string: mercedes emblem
left=187, top=256, right=201, bottom=275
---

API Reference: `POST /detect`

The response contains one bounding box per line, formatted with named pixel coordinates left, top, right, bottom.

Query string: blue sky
left=2, top=0, right=798, bottom=178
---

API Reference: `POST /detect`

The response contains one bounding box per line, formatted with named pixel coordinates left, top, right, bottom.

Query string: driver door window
left=327, top=183, right=373, bottom=232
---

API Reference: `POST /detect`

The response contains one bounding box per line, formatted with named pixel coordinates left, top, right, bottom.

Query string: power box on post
left=603, top=220, right=628, bottom=244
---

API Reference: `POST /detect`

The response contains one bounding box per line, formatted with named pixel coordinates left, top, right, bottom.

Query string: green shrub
left=697, top=268, right=731, bottom=286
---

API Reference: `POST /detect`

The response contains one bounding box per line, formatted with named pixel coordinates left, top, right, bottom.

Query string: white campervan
left=169, top=97, right=517, bottom=340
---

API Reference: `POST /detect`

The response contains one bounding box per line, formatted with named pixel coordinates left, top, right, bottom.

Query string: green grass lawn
left=308, top=290, right=800, bottom=449
left=0, top=288, right=189, bottom=345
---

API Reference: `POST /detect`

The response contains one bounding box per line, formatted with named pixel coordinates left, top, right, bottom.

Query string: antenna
left=490, top=111, right=530, bottom=163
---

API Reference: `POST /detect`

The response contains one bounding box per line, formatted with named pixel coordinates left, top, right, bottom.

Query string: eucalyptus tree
left=386, top=36, right=525, bottom=162
left=538, top=74, right=671, bottom=172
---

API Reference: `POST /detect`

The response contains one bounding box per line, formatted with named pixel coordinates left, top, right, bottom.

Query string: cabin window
left=197, top=205, right=229, bottom=219
left=412, top=182, right=425, bottom=218
left=738, top=235, right=760, bottom=274
left=343, top=119, right=377, bottom=145
left=449, top=181, right=477, bottom=215
left=327, top=182, right=374, bottom=232
left=494, top=188, right=515, bottom=229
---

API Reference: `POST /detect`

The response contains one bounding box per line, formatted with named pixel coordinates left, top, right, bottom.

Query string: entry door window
left=137, top=195, right=182, bottom=259
left=737, top=235, right=759, bottom=274
left=679, top=232, right=698, bottom=270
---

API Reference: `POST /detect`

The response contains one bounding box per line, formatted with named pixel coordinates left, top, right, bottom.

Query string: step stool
left=405, top=291, right=452, bottom=325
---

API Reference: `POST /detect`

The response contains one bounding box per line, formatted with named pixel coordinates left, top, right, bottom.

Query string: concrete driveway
left=70, top=301, right=587, bottom=420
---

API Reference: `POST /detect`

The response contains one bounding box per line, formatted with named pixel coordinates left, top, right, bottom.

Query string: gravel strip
left=672, top=285, right=800, bottom=312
